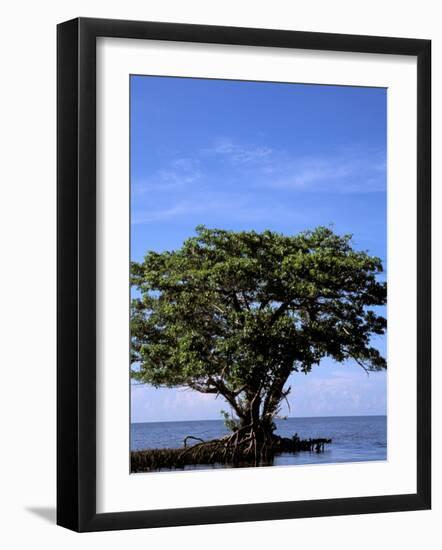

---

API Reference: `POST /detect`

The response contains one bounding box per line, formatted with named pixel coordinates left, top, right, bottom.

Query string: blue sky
left=130, top=75, right=387, bottom=423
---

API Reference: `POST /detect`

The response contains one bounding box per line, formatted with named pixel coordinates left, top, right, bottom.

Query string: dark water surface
left=131, top=415, right=386, bottom=467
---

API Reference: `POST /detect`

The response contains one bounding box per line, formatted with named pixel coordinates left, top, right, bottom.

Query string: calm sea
left=131, top=415, right=387, bottom=467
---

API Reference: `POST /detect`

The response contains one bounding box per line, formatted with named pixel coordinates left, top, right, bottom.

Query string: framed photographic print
left=57, top=17, right=431, bottom=532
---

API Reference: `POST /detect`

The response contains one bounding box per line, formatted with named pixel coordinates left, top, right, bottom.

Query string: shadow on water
left=26, top=506, right=56, bottom=524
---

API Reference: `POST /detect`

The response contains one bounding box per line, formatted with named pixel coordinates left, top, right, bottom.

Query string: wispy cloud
left=131, top=144, right=387, bottom=227
left=131, top=365, right=386, bottom=422
left=204, top=137, right=273, bottom=164
left=283, top=365, right=386, bottom=417
left=133, top=158, right=202, bottom=194
left=131, top=193, right=310, bottom=226
left=131, top=202, right=191, bottom=224
left=202, top=139, right=386, bottom=194
left=131, top=384, right=223, bottom=422
left=261, top=148, right=386, bottom=194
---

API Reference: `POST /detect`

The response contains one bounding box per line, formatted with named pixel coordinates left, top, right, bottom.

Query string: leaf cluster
left=131, top=226, right=387, bottom=401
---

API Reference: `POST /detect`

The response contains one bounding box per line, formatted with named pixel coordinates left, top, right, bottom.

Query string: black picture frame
left=57, top=17, right=431, bottom=532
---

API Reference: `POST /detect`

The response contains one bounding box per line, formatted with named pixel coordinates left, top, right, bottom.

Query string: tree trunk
left=237, top=395, right=278, bottom=464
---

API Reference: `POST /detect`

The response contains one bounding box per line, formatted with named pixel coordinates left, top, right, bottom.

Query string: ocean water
left=131, top=415, right=387, bottom=467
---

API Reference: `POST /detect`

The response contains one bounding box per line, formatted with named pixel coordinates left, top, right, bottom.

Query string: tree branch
left=270, top=301, right=291, bottom=325
left=343, top=348, right=371, bottom=376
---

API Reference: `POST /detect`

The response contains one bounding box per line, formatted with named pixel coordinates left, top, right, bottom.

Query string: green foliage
left=131, top=225, right=387, bottom=427
left=220, top=410, right=241, bottom=432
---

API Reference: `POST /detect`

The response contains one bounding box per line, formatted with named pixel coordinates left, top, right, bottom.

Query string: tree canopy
left=131, top=225, right=386, bottom=431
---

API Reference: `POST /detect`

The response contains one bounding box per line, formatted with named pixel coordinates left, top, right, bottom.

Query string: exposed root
left=183, top=435, right=205, bottom=447
left=131, top=430, right=332, bottom=472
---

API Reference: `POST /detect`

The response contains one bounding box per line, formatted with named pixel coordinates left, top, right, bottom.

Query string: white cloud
left=283, top=367, right=386, bottom=417
left=263, top=149, right=386, bottom=194
left=131, top=202, right=191, bottom=224
left=131, top=194, right=310, bottom=226
left=205, top=137, right=273, bottom=163
left=133, top=158, right=202, bottom=194
left=131, top=363, right=386, bottom=423
left=131, top=384, right=223, bottom=422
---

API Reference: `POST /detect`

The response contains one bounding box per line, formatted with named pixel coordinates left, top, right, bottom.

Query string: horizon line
left=131, top=413, right=386, bottom=425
